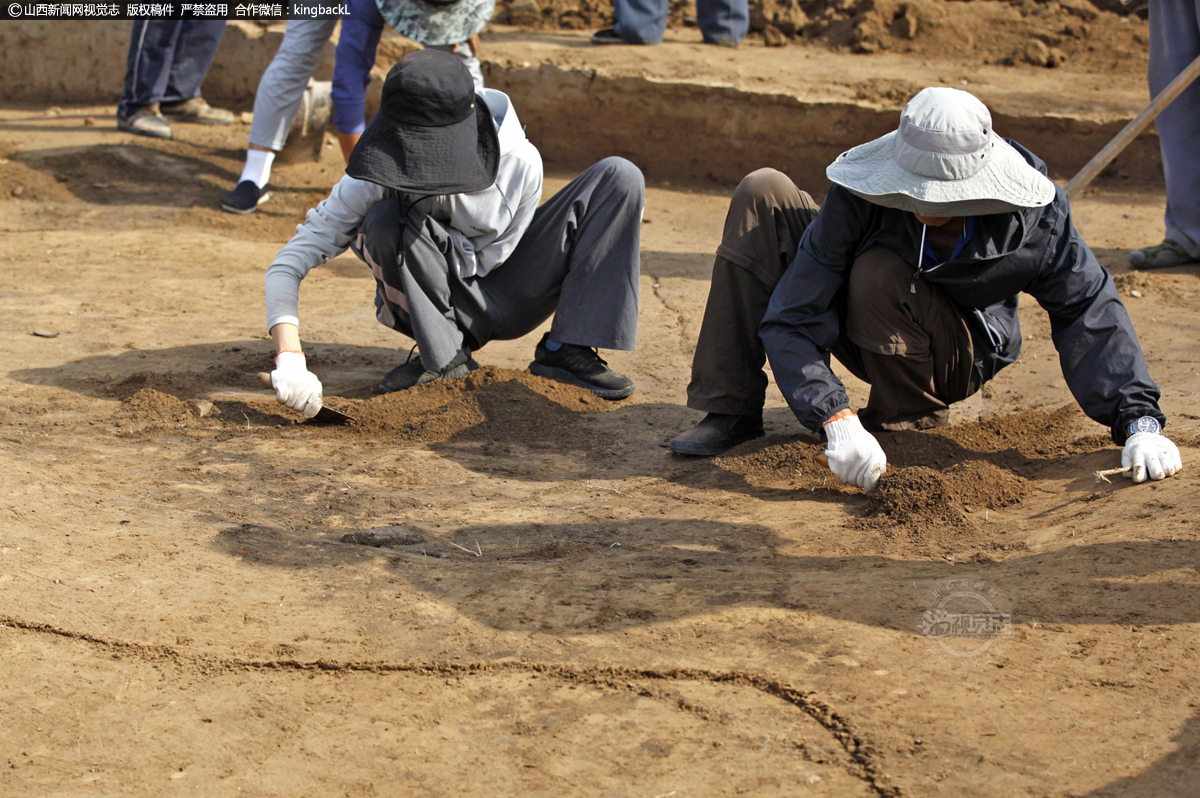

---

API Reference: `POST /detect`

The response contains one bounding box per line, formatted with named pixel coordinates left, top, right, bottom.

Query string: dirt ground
left=2, top=10, right=1200, bottom=797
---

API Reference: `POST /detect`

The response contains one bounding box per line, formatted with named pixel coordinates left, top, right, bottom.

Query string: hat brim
left=826, top=131, right=1058, bottom=216
left=376, top=0, right=495, bottom=47
left=346, top=98, right=500, bottom=194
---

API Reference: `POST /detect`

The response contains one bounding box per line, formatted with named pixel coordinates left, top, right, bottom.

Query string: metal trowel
left=257, top=373, right=354, bottom=425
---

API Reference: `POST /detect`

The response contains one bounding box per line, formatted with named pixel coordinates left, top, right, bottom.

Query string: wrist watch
left=1127, top=416, right=1161, bottom=437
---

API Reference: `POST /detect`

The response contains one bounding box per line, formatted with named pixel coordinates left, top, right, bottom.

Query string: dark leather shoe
left=379, top=346, right=478, bottom=394
left=670, top=411, right=764, bottom=456
left=528, top=333, right=634, bottom=399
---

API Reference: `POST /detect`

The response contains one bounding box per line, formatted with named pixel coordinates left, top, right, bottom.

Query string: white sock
left=239, top=149, right=275, bottom=189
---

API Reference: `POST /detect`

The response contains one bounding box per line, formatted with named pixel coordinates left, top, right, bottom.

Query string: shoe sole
left=528, top=362, right=635, bottom=400
left=669, top=429, right=763, bottom=456
left=221, top=191, right=271, bottom=215
left=117, top=123, right=172, bottom=140
left=162, top=115, right=234, bottom=125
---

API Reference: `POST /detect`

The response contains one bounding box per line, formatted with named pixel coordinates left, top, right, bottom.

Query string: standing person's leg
left=247, top=19, right=338, bottom=152
left=671, top=168, right=818, bottom=455
left=591, top=0, right=667, bottom=44
left=224, top=18, right=338, bottom=214
left=696, top=0, right=749, bottom=47
left=332, top=0, right=386, bottom=161
left=117, top=20, right=181, bottom=138
left=159, top=20, right=233, bottom=124
left=466, top=157, right=647, bottom=397
left=1132, top=0, right=1200, bottom=268
left=840, top=247, right=979, bottom=430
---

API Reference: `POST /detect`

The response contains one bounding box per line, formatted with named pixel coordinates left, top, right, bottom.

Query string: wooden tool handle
left=258, top=372, right=273, bottom=389
left=1067, top=52, right=1200, bottom=198
left=813, top=452, right=830, bottom=468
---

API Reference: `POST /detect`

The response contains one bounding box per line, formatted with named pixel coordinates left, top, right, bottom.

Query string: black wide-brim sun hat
left=346, top=49, right=499, bottom=195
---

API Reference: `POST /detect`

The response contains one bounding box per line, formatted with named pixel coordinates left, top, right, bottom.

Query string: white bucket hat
left=826, top=87, right=1057, bottom=216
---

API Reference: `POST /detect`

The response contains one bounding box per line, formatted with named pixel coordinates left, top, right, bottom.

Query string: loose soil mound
left=114, top=387, right=214, bottom=431
left=495, top=0, right=1147, bottom=73
left=338, top=366, right=608, bottom=446
left=870, top=460, right=1030, bottom=527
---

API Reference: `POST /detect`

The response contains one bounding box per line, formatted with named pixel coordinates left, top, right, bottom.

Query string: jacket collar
left=478, top=89, right=526, bottom=157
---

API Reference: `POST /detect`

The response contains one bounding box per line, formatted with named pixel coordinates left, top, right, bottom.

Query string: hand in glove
left=824, top=413, right=887, bottom=492
left=1121, top=417, right=1182, bottom=482
left=270, top=351, right=323, bottom=419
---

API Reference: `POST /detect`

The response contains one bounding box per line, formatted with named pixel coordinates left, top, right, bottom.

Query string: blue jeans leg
left=697, top=0, right=748, bottom=44
left=612, top=0, right=667, bottom=44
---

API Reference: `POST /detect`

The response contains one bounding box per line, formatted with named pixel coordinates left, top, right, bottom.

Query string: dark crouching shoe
left=379, top=346, right=478, bottom=394
left=528, top=333, right=635, bottom=400
left=669, top=411, right=764, bottom=456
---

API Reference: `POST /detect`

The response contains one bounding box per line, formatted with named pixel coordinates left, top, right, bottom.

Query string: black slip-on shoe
left=670, top=411, right=764, bottom=456
left=221, top=180, right=270, bottom=214
left=528, top=333, right=634, bottom=400
left=379, top=346, right=478, bottom=394
left=590, top=28, right=631, bottom=44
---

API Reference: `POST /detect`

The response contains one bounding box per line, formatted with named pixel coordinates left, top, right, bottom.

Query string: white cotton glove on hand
left=271, top=351, right=323, bottom=419
left=824, top=414, right=888, bottom=493
left=1121, top=431, right=1182, bottom=483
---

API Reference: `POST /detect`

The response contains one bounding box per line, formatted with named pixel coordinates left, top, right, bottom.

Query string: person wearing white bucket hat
left=671, top=87, right=1182, bottom=492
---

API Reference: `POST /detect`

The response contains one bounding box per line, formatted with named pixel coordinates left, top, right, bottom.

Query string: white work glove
left=824, top=414, right=887, bottom=492
left=1121, top=418, right=1182, bottom=483
left=270, top=351, right=323, bottom=419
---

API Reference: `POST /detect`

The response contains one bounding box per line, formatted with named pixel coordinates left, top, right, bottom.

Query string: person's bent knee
left=845, top=247, right=915, bottom=346
left=730, top=168, right=803, bottom=216
left=593, top=156, right=645, bottom=196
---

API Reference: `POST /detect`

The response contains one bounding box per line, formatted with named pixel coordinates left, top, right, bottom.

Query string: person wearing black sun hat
left=263, top=49, right=645, bottom=415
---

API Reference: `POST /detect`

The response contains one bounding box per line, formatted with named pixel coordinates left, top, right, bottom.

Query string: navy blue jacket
left=759, top=142, right=1164, bottom=445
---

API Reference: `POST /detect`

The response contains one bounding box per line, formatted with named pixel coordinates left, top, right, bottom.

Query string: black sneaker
left=379, top=346, right=478, bottom=394
left=590, top=28, right=630, bottom=44
left=669, top=411, right=764, bottom=456
left=221, top=180, right=270, bottom=214
left=528, top=333, right=635, bottom=400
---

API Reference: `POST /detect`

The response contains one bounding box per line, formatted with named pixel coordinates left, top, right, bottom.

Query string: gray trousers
left=248, top=19, right=337, bottom=152
left=687, top=168, right=979, bottom=431
left=1149, top=0, right=1200, bottom=257
left=358, top=157, right=644, bottom=371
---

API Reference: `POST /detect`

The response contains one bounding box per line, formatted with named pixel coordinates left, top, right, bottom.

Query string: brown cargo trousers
left=686, top=168, right=981, bottom=431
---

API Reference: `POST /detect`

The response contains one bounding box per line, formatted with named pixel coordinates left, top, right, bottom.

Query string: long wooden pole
left=1065, top=51, right=1200, bottom=198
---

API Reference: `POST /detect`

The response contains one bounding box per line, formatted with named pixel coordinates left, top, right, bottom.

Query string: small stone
left=507, top=0, right=541, bottom=26
left=341, top=525, right=424, bottom=548
left=763, top=25, right=788, bottom=47
left=193, top=400, right=216, bottom=418
left=11, top=186, right=24, bottom=197
left=1022, top=39, right=1050, bottom=66
left=83, top=117, right=97, bottom=127
left=30, top=329, right=60, bottom=338
left=239, top=111, right=254, bottom=125
left=1130, top=289, right=1143, bottom=298
left=45, top=106, right=63, bottom=117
